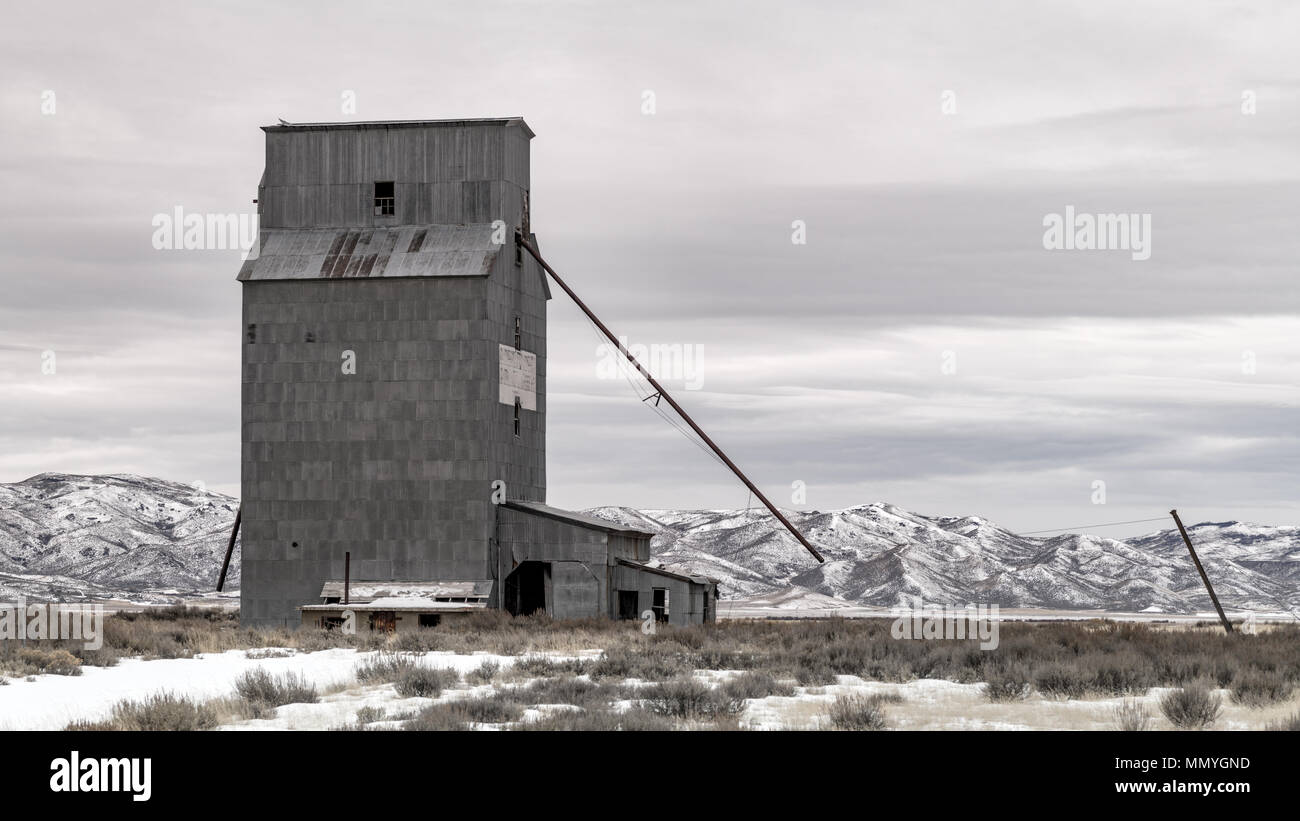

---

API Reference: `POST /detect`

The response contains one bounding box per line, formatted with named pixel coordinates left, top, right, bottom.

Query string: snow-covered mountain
left=585, top=504, right=1300, bottom=614
left=0, top=473, right=239, bottom=601
left=0, top=474, right=1295, bottom=614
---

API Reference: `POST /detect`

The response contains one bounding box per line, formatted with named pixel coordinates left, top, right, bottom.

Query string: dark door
left=504, top=561, right=549, bottom=616
left=617, top=590, right=639, bottom=620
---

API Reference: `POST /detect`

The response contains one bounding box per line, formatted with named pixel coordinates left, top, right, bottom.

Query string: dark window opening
left=368, top=611, right=396, bottom=633
left=321, top=616, right=346, bottom=631
left=514, top=316, right=521, bottom=350
left=323, top=596, right=340, bottom=605
left=304, top=331, right=315, bottom=343
left=652, top=588, right=669, bottom=623
left=513, top=397, right=521, bottom=437
left=246, top=323, right=256, bottom=344
left=418, top=613, right=441, bottom=628
left=373, top=181, right=395, bottom=216
left=617, top=590, right=639, bottom=620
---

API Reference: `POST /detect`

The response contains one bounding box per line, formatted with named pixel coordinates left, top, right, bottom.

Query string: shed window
left=418, top=614, right=441, bottom=628
left=373, top=181, right=395, bottom=216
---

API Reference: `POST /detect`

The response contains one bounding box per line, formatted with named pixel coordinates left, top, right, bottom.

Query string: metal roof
left=616, top=559, right=718, bottom=587
left=502, top=500, right=655, bottom=537
left=262, top=117, right=534, bottom=138
left=237, top=225, right=502, bottom=281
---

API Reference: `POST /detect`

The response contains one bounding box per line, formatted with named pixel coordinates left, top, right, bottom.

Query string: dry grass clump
left=466, top=659, right=501, bottom=684
left=827, top=693, right=892, bottom=730
left=0, top=647, right=83, bottom=677
left=719, top=671, right=796, bottom=701
left=66, top=692, right=220, bottom=731
left=1112, top=699, right=1151, bottom=731
left=641, top=677, right=744, bottom=720
left=1229, top=668, right=1293, bottom=707
left=1159, top=684, right=1222, bottom=729
left=516, top=706, right=675, bottom=731
left=511, top=675, right=628, bottom=707
left=355, top=653, right=460, bottom=697
left=589, top=644, right=691, bottom=680
left=511, top=655, right=592, bottom=678
left=1033, top=663, right=1089, bottom=700
left=233, top=669, right=318, bottom=716
left=394, top=665, right=460, bottom=698
left=1265, top=712, right=1300, bottom=731
left=404, top=696, right=526, bottom=730
left=354, top=705, right=385, bottom=724
left=983, top=663, right=1031, bottom=702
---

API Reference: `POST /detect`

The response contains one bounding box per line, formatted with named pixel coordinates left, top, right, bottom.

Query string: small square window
left=373, top=181, right=395, bottom=216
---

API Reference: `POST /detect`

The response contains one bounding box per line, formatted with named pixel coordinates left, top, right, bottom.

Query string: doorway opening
left=504, top=561, right=550, bottom=616
left=617, top=590, right=639, bottom=620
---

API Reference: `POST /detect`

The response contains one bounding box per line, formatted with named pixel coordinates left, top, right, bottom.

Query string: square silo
left=236, top=118, right=548, bottom=628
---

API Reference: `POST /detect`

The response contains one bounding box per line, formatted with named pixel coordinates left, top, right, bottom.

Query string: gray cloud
left=1, top=0, right=1296, bottom=536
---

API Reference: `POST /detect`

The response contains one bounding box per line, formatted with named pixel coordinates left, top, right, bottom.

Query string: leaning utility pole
left=517, top=231, right=824, bottom=564
left=1169, top=509, right=1232, bottom=634
left=216, top=504, right=241, bottom=592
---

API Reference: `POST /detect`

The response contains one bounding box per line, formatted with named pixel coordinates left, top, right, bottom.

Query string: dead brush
left=1112, top=699, right=1152, bottom=731
left=67, top=692, right=220, bottom=731
left=234, top=669, right=318, bottom=708
left=641, top=677, right=744, bottom=720
left=1159, top=683, right=1222, bottom=730
left=982, top=663, right=1031, bottom=702
left=827, top=693, right=892, bottom=730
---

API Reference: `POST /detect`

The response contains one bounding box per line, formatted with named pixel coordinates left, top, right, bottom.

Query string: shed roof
left=502, top=500, right=655, bottom=537
left=616, top=559, right=718, bottom=587
left=238, top=225, right=502, bottom=281
left=263, top=117, right=535, bottom=138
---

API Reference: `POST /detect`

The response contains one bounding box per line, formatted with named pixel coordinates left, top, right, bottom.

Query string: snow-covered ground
left=0, top=648, right=547, bottom=731
left=3, top=646, right=1293, bottom=730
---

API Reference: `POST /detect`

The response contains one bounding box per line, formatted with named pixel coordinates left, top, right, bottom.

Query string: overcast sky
left=1, top=1, right=1297, bottom=537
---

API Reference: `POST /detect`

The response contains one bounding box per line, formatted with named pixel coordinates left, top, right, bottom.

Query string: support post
left=1169, top=509, right=1233, bottom=635
left=216, top=505, right=241, bottom=592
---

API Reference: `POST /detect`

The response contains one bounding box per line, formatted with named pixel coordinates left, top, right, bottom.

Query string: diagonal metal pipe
left=517, top=231, right=824, bottom=564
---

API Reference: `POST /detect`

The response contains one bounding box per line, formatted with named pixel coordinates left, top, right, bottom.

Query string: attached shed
left=496, top=500, right=718, bottom=624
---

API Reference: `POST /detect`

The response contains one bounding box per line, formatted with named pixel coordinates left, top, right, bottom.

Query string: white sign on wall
left=499, top=344, right=537, bottom=411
